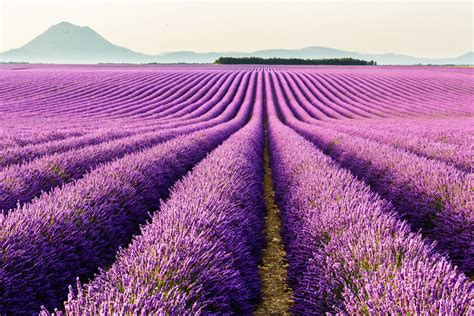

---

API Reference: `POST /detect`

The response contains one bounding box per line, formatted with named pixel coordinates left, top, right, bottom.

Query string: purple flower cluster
left=0, top=128, right=86, bottom=150
left=0, top=129, right=176, bottom=212
left=43, top=86, right=264, bottom=315
left=271, top=70, right=474, bottom=172
left=330, top=117, right=474, bottom=145
left=322, top=122, right=473, bottom=172
left=0, top=65, right=472, bottom=314
left=0, top=102, right=253, bottom=314
left=267, top=71, right=473, bottom=274
left=291, top=121, right=473, bottom=274
left=0, top=128, right=137, bottom=169
left=0, top=72, right=257, bottom=214
left=266, top=103, right=472, bottom=314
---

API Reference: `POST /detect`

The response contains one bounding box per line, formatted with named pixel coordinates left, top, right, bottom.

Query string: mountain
left=156, top=48, right=473, bottom=65
left=153, top=51, right=246, bottom=64
left=438, top=52, right=474, bottom=65
left=0, top=22, right=153, bottom=64
left=1, top=22, right=472, bottom=65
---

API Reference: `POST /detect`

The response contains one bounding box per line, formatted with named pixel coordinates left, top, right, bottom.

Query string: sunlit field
left=0, top=64, right=472, bottom=314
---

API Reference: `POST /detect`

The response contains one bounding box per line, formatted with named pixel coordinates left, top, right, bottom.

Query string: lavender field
left=0, top=64, right=473, bottom=314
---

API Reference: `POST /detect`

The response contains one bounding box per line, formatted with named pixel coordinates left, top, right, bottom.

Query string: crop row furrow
left=43, top=85, right=264, bottom=315
left=266, top=111, right=471, bottom=314
left=0, top=97, right=254, bottom=314
left=0, top=72, right=256, bottom=213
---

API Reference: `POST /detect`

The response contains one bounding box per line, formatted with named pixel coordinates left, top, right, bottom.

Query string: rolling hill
left=1, top=22, right=472, bottom=65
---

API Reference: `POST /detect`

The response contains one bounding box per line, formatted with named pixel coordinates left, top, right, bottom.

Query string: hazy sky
left=1, top=0, right=472, bottom=58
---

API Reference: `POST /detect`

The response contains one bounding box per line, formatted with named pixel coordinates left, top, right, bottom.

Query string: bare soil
left=254, top=127, right=294, bottom=315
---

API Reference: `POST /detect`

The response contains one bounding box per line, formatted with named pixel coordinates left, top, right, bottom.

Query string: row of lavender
left=42, top=80, right=265, bottom=315
left=0, top=70, right=250, bottom=140
left=0, top=66, right=472, bottom=314
left=0, top=69, right=253, bottom=124
left=2, top=66, right=471, bottom=164
left=47, top=71, right=473, bottom=314
left=0, top=86, right=252, bottom=313
left=0, top=72, right=256, bottom=213
left=268, top=70, right=473, bottom=273
left=268, top=71, right=473, bottom=172
left=1, top=66, right=471, bottom=153
left=266, top=101, right=472, bottom=314
left=16, top=68, right=467, bottom=315
left=2, top=65, right=471, bottom=124
left=35, top=69, right=472, bottom=314
left=0, top=68, right=261, bottom=313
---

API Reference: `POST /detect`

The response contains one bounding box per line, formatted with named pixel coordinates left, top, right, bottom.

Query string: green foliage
left=214, top=56, right=377, bottom=65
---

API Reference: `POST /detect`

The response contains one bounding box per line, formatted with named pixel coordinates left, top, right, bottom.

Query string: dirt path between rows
left=254, top=122, right=293, bottom=315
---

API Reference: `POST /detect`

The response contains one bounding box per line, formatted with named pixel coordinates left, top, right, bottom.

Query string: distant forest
left=215, top=57, right=377, bottom=65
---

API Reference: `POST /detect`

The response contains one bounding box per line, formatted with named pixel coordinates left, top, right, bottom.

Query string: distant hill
left=0, top=22, right=153, bottom=64
left=1, top=22, right=472, bottom=65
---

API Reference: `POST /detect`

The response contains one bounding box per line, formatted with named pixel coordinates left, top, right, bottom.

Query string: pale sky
left=0, top=0, right=472, bottom=58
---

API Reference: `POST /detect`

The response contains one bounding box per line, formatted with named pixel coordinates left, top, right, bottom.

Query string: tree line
left=214, top=57, right=377, bottom=65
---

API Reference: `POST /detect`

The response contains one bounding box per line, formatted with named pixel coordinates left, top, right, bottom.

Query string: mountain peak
left=0, top=21, right=151, bottom=63
left=54, top=21, right=76, bottom=27
left=18, top=21, right=110, bottom=53
left=46, top=21, right=94, bottom=35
